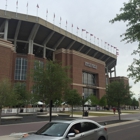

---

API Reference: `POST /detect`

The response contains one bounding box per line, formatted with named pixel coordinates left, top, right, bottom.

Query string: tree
left=131, top=97, right=139, bottom=109
left=88, top=95, right=99, bottom=106
left=64, top=89, right=82, bottom=117
left=110, top=0, right=140, bottom=83
left=32, top=60, right=71, bottom=121
left=99, top=95, right=107, bottom=108
left=0, top=79, right=15, bottom=124
left=110, top=0, right=140, bottom=44
left=106, top=80, right=131, bottom=120
left=13, top=82, right=31, bottom=113
left=127, top=51, right=140, bottom=84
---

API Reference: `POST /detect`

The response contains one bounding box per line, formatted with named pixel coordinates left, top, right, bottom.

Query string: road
left=108, top=121, right=140, bottom=140
left=0, top=111, right=140, bottom=139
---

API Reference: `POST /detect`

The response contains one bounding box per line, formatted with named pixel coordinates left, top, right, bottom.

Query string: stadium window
left=82, top=72, right=97, bottom=86
left=14, top=58, right=27, bottom=80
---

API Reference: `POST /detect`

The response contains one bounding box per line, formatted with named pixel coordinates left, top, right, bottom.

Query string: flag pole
left=16, top=0, right=18, bottom=17
left=53, top=13, right=55, bottom=25
left=36, top=4, right=39, bottom=21
left=65, top=20, right=67, bottom=31
left=26, top=2, right=28, bottom=19
left=71, top=24, right=73, bottom=34
left=59, top=17, right=61, bottom=28
left=5, top=0, right=7, bottom=15
left=46, top=9, right=48, bottom=21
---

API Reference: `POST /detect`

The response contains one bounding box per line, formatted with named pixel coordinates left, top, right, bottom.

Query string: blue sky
left=0, top=0, right=139, bottom=98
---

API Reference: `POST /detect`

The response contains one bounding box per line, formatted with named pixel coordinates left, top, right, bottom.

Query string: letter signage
left=85, top=62, right=97, bottom=69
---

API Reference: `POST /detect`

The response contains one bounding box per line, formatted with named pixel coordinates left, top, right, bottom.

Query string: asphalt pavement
left=0, top=111, right=140, bottom=140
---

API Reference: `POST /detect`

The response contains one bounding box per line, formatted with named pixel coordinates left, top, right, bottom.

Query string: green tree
left=127, top=52, right=140, bottom=84
left=13, top=82, right=31, bottom=113
left=64, top=89, right=82, bottom=117
left=106, top=80, right=131, bottom=120
left=131, top=97, right=139, bottom=108
left=0, top=79, right=15, bottom=124
left=99, top=95, right=107, bottom=108
left=110, top=0, right=140, bottom=43
left=110, top=0, right=140, bottom=83
left=32, top=60, right=71, bottom=121
left=88, top=95, right=99, bottom=106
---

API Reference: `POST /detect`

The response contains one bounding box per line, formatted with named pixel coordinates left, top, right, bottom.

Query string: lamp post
left=138, top=97, right=140, bottom=110
left=82, top=93, right=85, bottom=117
left=138, top=94, right=140, bottom=110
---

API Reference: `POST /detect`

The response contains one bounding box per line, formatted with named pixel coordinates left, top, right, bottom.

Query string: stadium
left=0, top=9, right=118, bottom=99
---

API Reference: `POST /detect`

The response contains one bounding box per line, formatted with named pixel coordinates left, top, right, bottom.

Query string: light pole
left=138, top=94, right=140, bottom=110
left=82, top=93, right=85, bottom=116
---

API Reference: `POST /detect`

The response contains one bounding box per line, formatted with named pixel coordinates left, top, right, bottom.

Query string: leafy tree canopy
left=0, top=78, right=16, bottom=124
left=64, top=89, right=82, bottom=106
left=0, top=79, right=14, bottom=109
left=106, top=80, right=131, bottom=106
left=32, top=60, right=71, bottom=103
left=13, top=82, right=30, bottom=107
left=99, top=95, right=107, bottom=107
left=127, top=52, right=140, bottom=83
left=110, top=0, right=140, bottom=43
left=88, top=95, right=99, bottom=106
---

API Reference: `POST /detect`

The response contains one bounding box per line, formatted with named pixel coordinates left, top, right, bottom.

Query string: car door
left=80, top=122, right=99, bottom=140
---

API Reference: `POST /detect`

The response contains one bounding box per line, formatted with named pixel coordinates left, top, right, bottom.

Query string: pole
left=82, top=93, right=84, bottom=117
left=49, top=100, right=52, bottom=122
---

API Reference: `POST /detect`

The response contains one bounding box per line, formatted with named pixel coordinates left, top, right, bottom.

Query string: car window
left=35, top=122, right=69, bottom=137
left=81, top=122, right=99, bottom=132
left=68, top=123, right=81, bottom=134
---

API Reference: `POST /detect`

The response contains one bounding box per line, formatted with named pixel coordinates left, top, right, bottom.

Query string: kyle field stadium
left=0, top=9, right=128, bottom=99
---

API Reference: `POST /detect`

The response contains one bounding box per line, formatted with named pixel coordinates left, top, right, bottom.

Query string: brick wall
left=0, top=39, right=14, bottom=81
left=55, top=49, right=106, bottom=99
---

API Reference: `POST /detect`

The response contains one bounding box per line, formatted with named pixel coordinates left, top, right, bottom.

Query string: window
left=83, top=88, right=97, bottom=98
left=81, top=122, right=98, bottom=132
left=14, top=58, right=27, bottom=80
left=83, top=72, right=97, bottom=86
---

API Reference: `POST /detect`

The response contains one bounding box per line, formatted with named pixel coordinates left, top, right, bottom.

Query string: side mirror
left=67, top=133, right=75, bottom=137
left=104, top=122, right=107, bottom=125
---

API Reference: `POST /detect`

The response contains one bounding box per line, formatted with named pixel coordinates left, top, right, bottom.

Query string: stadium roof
left=0, top=10, right=117, bottom=71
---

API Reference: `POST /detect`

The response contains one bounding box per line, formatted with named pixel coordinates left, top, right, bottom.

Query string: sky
left=0, top=0, right=139, bottom=99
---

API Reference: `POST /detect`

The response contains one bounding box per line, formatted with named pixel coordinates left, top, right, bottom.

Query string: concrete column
left=43, top=46, right=46, bottom=59
left=110, top=71, right=112, bottom=77
left=4, top=20, right=8, bottom=40
left=28, top=40, right=33, bottom=54
left=52, top=51, right=55, bottom=61
left=114, top=66, right=116, bottom=77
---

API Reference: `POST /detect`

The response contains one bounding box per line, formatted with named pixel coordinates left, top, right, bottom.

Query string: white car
left=20, top=119, right=108, bottom=140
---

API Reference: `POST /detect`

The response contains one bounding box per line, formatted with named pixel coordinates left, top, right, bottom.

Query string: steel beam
left=53, top=36, right=65, bottom=50
left=4, top=19, right=8, bottom=40
left=43, top=31, right=55, bottom=46
left=28, top=23, right=40, bottom=40
left=14, top=21, right=21, bottom=51
left=78, top=45, right=85, bottom=52
left=67, top=41, right=75, bottom=49
left=86, top=48, right=91, bottom=55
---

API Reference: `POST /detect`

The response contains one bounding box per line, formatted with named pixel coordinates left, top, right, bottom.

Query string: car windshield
left=35, top=122, right=69, bottom=137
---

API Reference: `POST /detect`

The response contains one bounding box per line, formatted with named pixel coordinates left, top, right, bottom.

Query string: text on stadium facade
left=85, top=62, right=97, bottom=69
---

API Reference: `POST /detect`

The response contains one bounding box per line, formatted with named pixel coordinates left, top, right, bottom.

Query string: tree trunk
left=0, top=108, right=2, bottom=125
left=71, top=105, right=73, bottom=117
left=118, top=104, right=121, bottom=121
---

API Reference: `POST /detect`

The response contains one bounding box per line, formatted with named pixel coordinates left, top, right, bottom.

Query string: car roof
left=49, top=119, right=100, bottom=125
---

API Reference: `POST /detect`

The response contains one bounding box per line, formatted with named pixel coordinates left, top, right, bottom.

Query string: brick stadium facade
left=0, top=10, right=118, bottom=99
